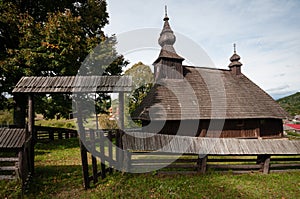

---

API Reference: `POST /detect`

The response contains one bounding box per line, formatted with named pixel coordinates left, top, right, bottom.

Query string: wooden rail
left=127, top=153, right=300, bottom=174
left=35, top=126, right=77, bottom=141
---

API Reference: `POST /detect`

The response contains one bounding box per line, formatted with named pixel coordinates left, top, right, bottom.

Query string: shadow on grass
left=26, top=165, right=83, bottom=197
left=35, top=138, right=79, bottom=150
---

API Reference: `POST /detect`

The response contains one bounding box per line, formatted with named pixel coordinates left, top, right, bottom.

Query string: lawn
left=0, top=138, right=299, bottom=198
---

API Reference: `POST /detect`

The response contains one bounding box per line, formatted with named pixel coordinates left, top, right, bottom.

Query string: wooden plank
left=271, top=158, right=300, bottom=162
left=131, top=158, right=197, bottom=164
left=123, top=133, right=300, bottom=155
left=0, top=166, right=17, bottom=171
left=208, top=158, right=257, bottom=162
left=215, top=170, right=260, bottom=174
left=270, top=163, right=300, bottom=168
left=208, top=164, right=261, bottom=169
left=0, top=157, right=19, bottom=162
left=0, top=175, right=16, bottom=180
left=158, top=171, right=198, bottom=175
left=166, top=164, right=197, bottom=168
left=270, top=169, right=300, bottom=173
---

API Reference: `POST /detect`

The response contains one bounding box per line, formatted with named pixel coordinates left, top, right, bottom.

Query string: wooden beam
left=119, top=92, right=124, bottom=130
left=28, top=94, right=35, bottom=174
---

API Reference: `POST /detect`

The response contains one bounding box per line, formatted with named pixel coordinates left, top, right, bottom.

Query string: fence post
left=49, top=129, right=54, bottom=141
left=107, top=131, right=113, bottom=174
left=79, top=140, right=90, bottom=189
left=123, top=150, right=131, bottom=173
left=90, top=129, right=98, bottom=184
left=257, top=155, right=271, bottom=174
left=99, top=129, right=106, bottom=179
left=197, top=155, right=208, bottom=174
left=263, top=155, right=271, bottom=174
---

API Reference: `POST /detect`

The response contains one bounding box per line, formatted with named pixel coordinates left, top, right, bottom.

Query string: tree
left=124, top=62, right=153, bottom=127
left=0, top=0, right=128, bottom=124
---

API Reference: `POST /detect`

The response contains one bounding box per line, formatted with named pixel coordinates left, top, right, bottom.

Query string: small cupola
left=153, top=6, right=184, bottom=81
left=228, top=44, right=243, bottom=75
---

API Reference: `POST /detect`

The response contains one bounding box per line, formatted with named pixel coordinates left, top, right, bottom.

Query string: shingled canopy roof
left=0, top=128, right=26, bottom=149
left=12, top=76, right=132, bottom=93
left=132, top=66, right=289, bottom=120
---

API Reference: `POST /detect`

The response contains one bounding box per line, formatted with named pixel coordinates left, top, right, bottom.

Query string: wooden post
left=90, top=129, right=98, bottom=184
left=99, top=129, right=106, bottom=179
left=77, top=102, right=90, bottom=189
left=17, top=150, right=23, bottom=180
left=123, top=150, right=131, bottom=173
left=119, top=92, right=124, bottom=130
left=117, top=129, right=124, bottom=170
left=257, top=155, right=271, bottom=174
left=28, top=94, right=35, bottom=174
left=49, top=129, right=54, bottom=141
left=118, top=91, right=125, bottom=170
left=197, top=155, right=208, bottom=174
left=108, top=131, right=113, bottom=174
left=79, top=140, right=90, bottom=189
left=58, top=131, right=63, bottom=139
left=263, top=155, right=271, bottom=174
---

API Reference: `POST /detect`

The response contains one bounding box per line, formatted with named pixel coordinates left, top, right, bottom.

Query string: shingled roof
left=132, top=66, right=289, bottom=120
left=0, top=128, right=26, bottom=149
left=12, top=76, right=132, bottom=93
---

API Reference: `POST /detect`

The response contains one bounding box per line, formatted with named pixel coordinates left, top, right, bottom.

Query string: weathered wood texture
left=12, top=76, right=132, bottom=93
left=133, top=66, right=289, bottom=121
left=0, top=128, right=26, bottom=149
left=35, top=126, right=78, bottom=141
left=142, top=119, right=283, bottom=138
left=127, top=153, right=300, bottom=174
left=78, top=129, right=120, bottom=188
left=123, top=132, right=300, bottom=155
left=0, top=128, right=33, bottom=189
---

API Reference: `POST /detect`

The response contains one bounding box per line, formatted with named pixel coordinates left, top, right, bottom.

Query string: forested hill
left=277, top=92, right=300, bottom=116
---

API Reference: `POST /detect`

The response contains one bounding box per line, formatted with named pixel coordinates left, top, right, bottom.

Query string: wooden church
left=132, top=9, right=289, bottom=138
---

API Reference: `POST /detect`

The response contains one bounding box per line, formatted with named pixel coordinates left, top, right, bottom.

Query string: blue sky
left=104, top=0, right=300, bottom=99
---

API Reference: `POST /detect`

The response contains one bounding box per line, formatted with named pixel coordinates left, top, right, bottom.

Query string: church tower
left=153, top=6, right=184, bottom=81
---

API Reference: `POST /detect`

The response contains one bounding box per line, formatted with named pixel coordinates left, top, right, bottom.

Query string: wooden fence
left=77, top=130, right=300, bottom=189
left=79, top=129, right=123, bottom=189
left=121, top=132, right=300, bottom=175
left=35, top=126, right=77, bottom=141
left=127, top=152, right=300, bottom=174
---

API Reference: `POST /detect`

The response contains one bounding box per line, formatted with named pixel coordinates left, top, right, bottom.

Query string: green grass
left=35, top=119, right=76, bottom=129
left=0, top=138, right=299, bottom=198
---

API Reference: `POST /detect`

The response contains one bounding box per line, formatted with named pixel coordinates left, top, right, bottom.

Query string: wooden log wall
left=0, top=136, right=33, bottom=190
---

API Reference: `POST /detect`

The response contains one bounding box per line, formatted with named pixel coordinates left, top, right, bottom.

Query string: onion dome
left=229, top=43, right=243, bottom=68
